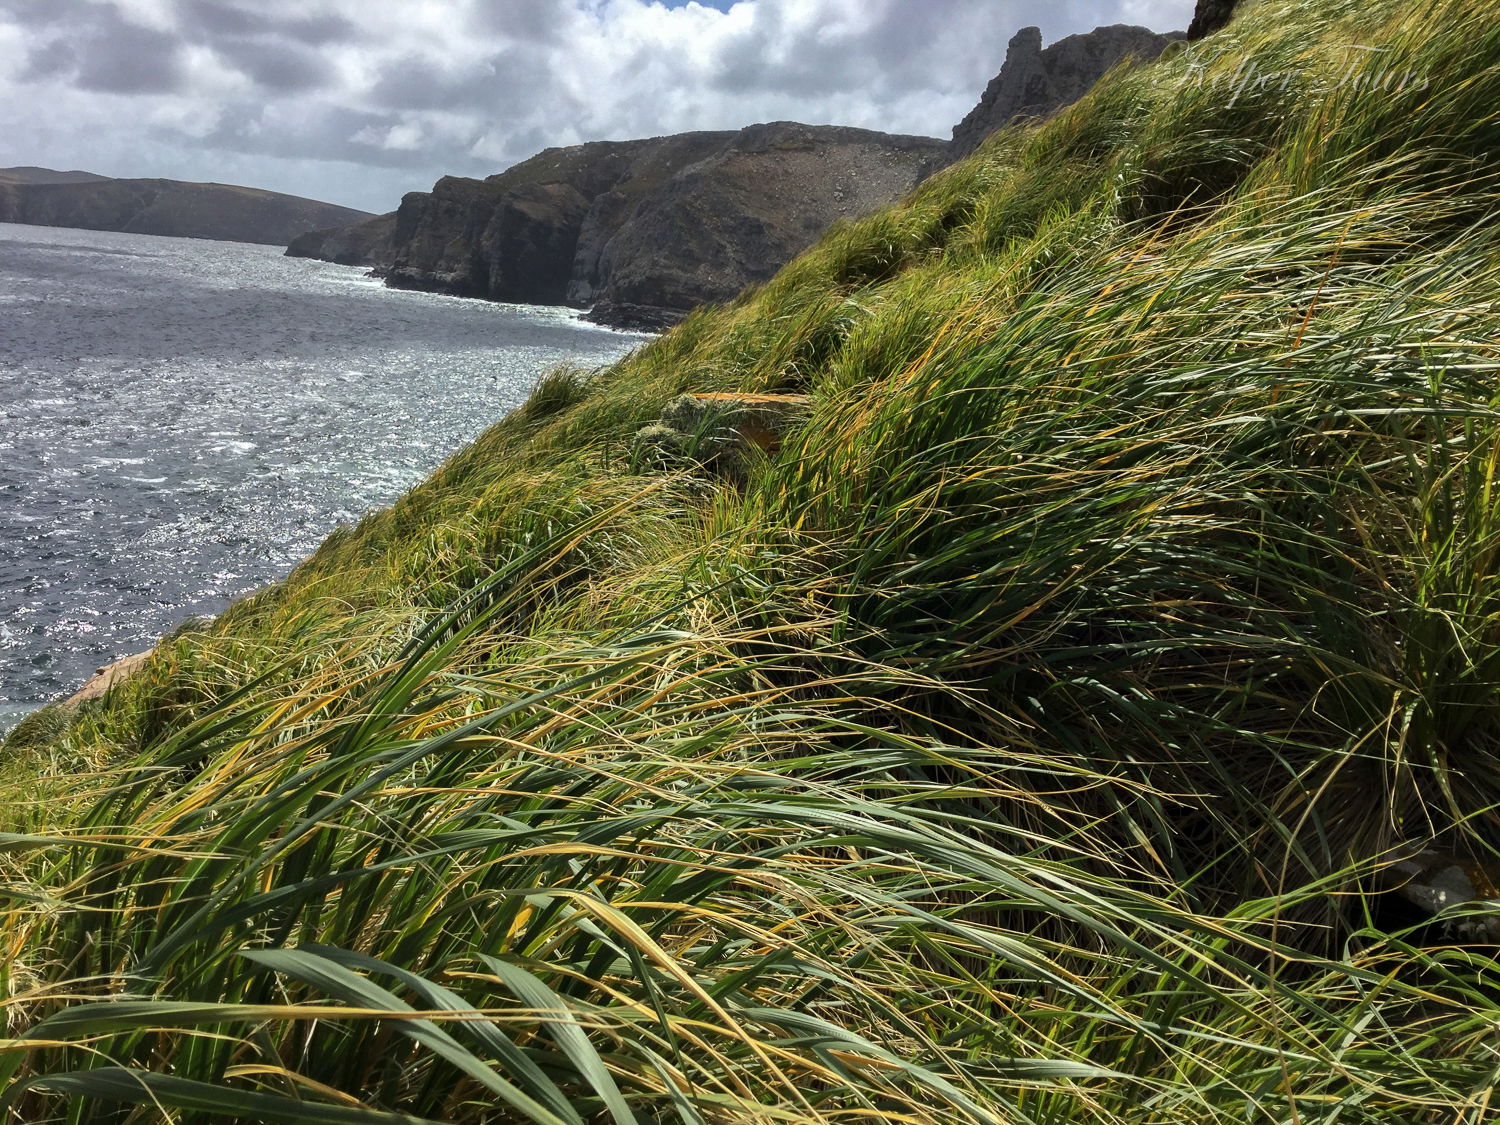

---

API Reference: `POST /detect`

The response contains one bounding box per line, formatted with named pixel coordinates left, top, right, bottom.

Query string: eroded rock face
left=385, top=177, right=598, bottom=303
left=286, top=212, right=397, bottom=269
left=1188, top=0, right=1240, bottom=40
left=308, top=123, right=940, bottom=329
left=941, top=24, right=1182, bottom=167
left=377, top=132, right=733, bottom=308
left=580, top=123, right=940, bottom=328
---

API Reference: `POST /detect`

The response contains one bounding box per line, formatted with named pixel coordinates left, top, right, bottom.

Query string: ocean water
left=0, top=222, right=646, bottom=731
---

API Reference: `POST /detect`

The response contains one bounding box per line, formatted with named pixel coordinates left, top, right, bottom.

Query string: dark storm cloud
left=54, top=4, right=189, bottom=94
left=209, top=36, right=329, bottom=92
left=177, top=0, right=257, bottom=36
left=20, top=35, right=75, bottom=81
left=165, top=1, right=358, bottom=93
left=4, top=0, right=349, bottom=96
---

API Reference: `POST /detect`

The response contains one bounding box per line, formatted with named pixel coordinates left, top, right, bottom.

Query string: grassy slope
left=5, top=0, right=1500, bottom=1120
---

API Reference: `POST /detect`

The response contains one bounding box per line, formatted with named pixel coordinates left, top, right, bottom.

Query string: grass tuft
left=6, top=1, right=1500, bottom=1121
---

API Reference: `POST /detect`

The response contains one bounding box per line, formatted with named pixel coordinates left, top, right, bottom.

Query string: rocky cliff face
left=941, top=25, right=1182, bottom=167
left=286, top=212, right=397, bottom=268
left=577, top=123, right=940, bottom=329
left=0, top=173, right=371, bottom=246
left=1188, top=0, right=1240, bottom=40
left=287, top=23, right=1183, bottom=327
left=303, top=123, right=940, bottom=329
left=378, top=131, right=734, bottom=310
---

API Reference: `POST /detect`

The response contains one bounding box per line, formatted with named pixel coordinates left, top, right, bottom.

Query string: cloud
left=0, top=0, right=1197, bottom=212
left=174, top=1, right=357, bottom=46
left=19, top=2, right=189, bottom=94
left=208, top=36, right=329, bottom=92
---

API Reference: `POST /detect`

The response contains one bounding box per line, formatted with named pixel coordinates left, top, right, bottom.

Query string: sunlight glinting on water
left=0, top=222, right=646, bottom=727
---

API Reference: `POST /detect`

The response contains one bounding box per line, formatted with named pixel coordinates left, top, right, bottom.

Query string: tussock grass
left=5, top=0, right=1500, bottom=1120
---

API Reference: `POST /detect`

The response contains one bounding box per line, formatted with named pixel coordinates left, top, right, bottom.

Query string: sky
left=1, top=0, right=1196, bottom=214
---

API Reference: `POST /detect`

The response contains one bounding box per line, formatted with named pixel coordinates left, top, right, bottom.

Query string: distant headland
left=0, top=166, right=371, bottom=246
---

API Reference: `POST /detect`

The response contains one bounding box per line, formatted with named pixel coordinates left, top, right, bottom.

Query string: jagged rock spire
left=1188, top=0, right=1240, bottom=40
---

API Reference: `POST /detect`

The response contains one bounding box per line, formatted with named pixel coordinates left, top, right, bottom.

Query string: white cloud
left=0, top=0, right=1197, bottom=211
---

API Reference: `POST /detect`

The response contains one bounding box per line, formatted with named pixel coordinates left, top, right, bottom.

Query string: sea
left=0, top=222, right=647, bottom=732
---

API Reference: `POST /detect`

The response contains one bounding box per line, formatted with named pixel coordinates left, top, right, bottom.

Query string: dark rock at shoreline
left=583, top=300, right=683, bottom=332
left=938, top=25, right=1183, bottom=169
left=0, top=168, right=372, bottom=246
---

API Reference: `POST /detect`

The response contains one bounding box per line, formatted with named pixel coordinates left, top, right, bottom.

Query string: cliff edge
left=940, top=25, right=1183, bottom=169
left=295, top=124, right=941, bottom=330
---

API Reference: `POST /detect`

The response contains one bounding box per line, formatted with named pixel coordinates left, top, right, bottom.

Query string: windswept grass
left=5, top=0, right=1500, bottom=1120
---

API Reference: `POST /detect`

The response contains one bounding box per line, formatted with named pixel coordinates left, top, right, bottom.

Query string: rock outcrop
left=301, top=123, right=941, bottom=329
left=0, top=170, right=372, bottom=246
left=576, top=123, right=939, bottom=329
left=940, top=25, right=1182, bottom=168
left=1188, top=0, right=1240, bottom=40
left=376, top=130, right=733, bottom=309
left=66, top=650, right=153, bottom=705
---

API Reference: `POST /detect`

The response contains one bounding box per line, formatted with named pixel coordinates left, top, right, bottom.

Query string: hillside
left=6, top=0, right=1500, bottom=1122
left=0, top=166, right=111, bottom=185
left=0, top=173, right=372, bottom=245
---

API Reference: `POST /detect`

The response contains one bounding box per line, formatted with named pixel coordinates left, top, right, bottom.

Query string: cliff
left=0, top=171, right=372, bottom=246
left=575, top=123, right=942, bottom=330
left=288, top=25, right=1185, bottom=327
left=302, top=124, right=941, bottom=329
left=380, top=130, right=733, bottom=309
left=1188, top=0, right=1241, bottom=39
left=285, top=211, right=398, bottom=268
left=940, top=24, right=1183, bottom=168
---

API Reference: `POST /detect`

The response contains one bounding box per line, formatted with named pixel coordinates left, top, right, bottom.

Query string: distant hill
left=0, top=166, right=112, bottom=185
left=0, top=169, right=372, bottom=245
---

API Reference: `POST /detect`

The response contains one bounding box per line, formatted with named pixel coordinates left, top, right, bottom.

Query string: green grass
left=5, top=0, right=1500, bottom=1120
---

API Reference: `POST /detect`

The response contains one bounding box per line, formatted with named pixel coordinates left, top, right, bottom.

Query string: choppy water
left=0, top=222, right=645, bottom=731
